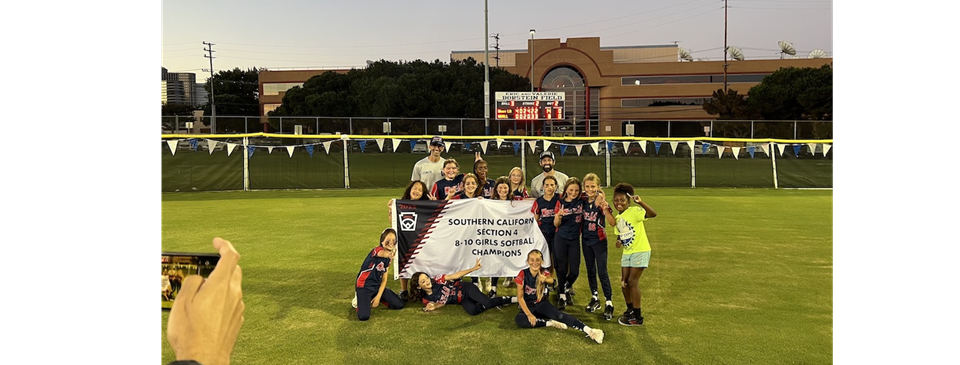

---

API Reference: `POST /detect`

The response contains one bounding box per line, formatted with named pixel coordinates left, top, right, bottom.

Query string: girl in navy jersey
left=580, top=173, right=615, bottom=320
left=514, top=249, right=604, bottom=344
left=451, top=173, right=484, bottom=288
left=408, top=259, right=516, bottom=315
left=451, top=173, right=482, bottom=200
left=353, top=228, right=405, bottom=321
left=553, top=177, right=584, bottom=311
left=473, top=159, right=496, bottom=199
left=508, top=167, right=530, bottom=200
left=531, top=175, right=560, bottom=295
left=430, top=159, right=464, bottom=200
left=487, top=177, right=516, bottom=297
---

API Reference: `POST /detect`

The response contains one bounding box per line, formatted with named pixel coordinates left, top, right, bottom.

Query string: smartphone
left=161, top=252, right=220, bottom=310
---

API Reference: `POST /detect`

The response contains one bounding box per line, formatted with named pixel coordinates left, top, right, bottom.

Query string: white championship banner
left=391, top=198, right=552, bottom=280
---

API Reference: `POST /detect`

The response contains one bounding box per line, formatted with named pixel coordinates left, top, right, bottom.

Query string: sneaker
left=399, top=290, right=409, bottom=302
left=351, top=294, right=358, bottom=309
left=557, top=296, right=567, bottom=311
left=602, top=305, right=614, bottom=320
left=546, top=319, right=568, bottom=330
left=586, top=328, right=605, bottom=344
left=498, top=296, right=514, bottom=309
left=487, top=288, right=497, bottom=298
left=618, top=313, right=643, bottom=326
left=586, top=298, right=600, bottom=313
left=565, top=291, right=574, bottom=306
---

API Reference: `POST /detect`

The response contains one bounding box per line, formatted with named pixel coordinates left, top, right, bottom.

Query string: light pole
left=530, top=29, right=536, bottom=92
left=484, top=0, right=491, bottom=136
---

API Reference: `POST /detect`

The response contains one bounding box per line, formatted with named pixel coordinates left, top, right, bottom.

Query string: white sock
left=583, top=325, right=593, bottom=333
left=560, top=293, right=567, bottom=300
left=491, top=286, right=497, bottom=291
left=511, top=297, right=518, bottom=303
left=592, top=295, right=599, bottom=301
left=606, top=300, right=613, bottom=306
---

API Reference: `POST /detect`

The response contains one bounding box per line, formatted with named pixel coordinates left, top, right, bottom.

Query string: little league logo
left=399, top=212, right=418, bottom=231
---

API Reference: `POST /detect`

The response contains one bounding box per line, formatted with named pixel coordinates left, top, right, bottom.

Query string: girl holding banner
left=486, top=177, right=516, bottom=298
left=451, top=173, right=484, bottom=289
left=508, top=167, right=530, bottom=200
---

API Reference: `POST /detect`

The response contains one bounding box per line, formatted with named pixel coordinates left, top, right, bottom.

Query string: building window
left=622, top=74, right=768, bottom=86
left=621, top=98, right=705, bottom=108
left=263, top=82, right=303, bottom=96
left=263, top=104, right=282, bottom=115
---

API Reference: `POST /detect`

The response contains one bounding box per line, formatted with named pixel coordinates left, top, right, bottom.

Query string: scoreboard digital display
left=495, top=92, right=565, bottom=120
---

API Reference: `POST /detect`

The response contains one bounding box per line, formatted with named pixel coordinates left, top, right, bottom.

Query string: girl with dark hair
left=486, top=177, right=516, bottom=297
left=352, top=228, right=406, bottom=321
left=552, top=177, right=584, bottom=311
left=408, top=259, right=516, bottom=315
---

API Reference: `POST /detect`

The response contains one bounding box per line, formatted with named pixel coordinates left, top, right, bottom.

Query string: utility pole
left=203, top=41, right=217, bottom=134
left=490, top=33, right=501, bottom=68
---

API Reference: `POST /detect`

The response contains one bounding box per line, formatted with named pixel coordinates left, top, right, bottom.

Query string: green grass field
left=161, top=188, right=832, bottom=365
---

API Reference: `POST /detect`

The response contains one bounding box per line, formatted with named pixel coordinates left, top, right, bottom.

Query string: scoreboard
left=495, top=92, right=565, bottom=120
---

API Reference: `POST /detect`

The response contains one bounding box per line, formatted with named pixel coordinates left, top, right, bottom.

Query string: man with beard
left=528, top=151, right=569, bottom=200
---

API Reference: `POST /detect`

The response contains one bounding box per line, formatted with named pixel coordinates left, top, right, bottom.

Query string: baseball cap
left=539, top=151, right=555, bottom=161
left=430, top=136, right=444, bottom=147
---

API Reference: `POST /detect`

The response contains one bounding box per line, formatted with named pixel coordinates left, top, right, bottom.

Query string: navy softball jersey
left=581, top=199, right=607, bottom=245
left=555, top=198, right=584, bottom=240
left=355, top=246, right=390, bottom=290
left=421, top=275, right=465, bottom=305
left=430, top=174, right=463, bottom=200
left=514, top=268, right=551, bottom=305
left=531, top=195, right=560, bottom=236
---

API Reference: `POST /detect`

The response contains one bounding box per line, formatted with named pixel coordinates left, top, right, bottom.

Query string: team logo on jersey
left=400, top=212, right=418, bottom=231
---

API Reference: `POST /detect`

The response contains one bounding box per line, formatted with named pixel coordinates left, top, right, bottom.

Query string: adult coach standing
left=529, top=151, right=570, bottom=200
left=411, top=136, right=446, bottom=197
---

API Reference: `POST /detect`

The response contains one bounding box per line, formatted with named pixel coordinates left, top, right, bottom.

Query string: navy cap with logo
left=539, top=151, right=555, bottom=161
left=430, top=136, right=444, bottom=147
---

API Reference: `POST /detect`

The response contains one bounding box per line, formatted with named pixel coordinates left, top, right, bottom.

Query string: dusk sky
left=162, top=0, right=833, bottom=77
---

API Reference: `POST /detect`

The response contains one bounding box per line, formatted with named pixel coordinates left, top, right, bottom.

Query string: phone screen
left=161, top=252, right=220, bottom=309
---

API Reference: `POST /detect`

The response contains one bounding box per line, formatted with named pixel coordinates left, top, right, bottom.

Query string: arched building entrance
left=540, top=66, right=598, bottom=136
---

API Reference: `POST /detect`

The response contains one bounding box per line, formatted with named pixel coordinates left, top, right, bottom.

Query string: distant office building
left=162, top=67, right=199, bottom=106
left=256, top=37, right=831, bottom=136
left=194, top=82, right=208, bottom=107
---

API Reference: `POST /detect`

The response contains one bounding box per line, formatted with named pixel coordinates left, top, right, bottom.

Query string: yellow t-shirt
left=613, top=206, right=651, bottom=254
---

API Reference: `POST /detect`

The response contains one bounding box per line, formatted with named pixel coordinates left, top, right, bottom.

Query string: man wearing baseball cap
left=529, top=150, right=569, bottom=199
left=410, top=136, right=447, bottom=194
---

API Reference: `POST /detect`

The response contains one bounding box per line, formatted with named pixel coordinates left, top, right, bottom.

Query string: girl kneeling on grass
left=514, top=249, right=604, bottom=344
left=353, top=228, right=405, bottom=321
left=408, top=258, right=516, bottom=315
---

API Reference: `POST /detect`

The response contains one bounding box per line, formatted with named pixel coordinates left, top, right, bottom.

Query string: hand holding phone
left=167, top=238, right=244, bottom=365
